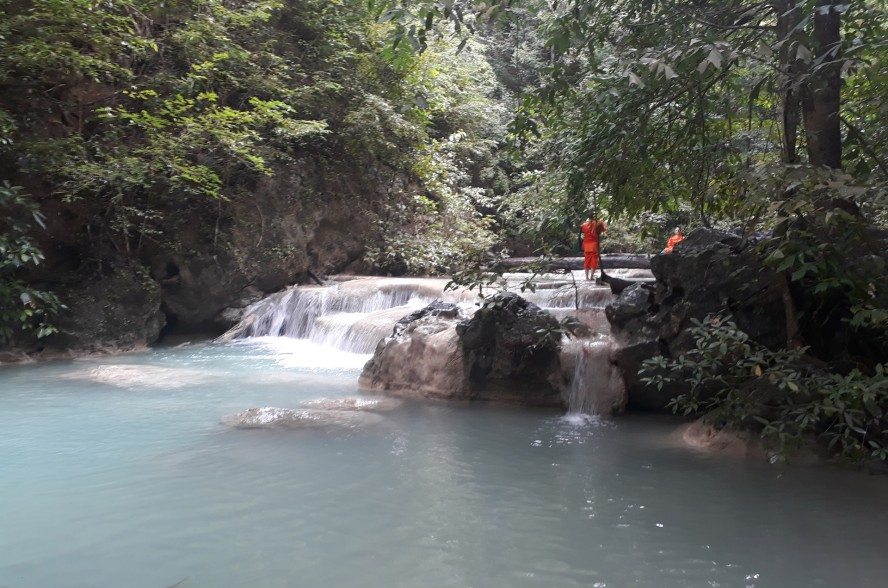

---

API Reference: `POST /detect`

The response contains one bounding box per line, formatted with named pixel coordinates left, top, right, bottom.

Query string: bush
left=0, top=183, right=63, bottom=346
left=641, top=315, right=888, bottom=463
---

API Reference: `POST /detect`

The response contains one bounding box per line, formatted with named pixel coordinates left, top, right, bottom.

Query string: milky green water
left=1, top=339, right=886, bottom=588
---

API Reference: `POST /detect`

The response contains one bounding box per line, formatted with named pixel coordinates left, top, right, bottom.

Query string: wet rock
left=604, top=283, right=652, bottom=325
left=456, top=292, right=564, bottom=405
left=299, top=397, right=404, bottom=412
left=606, top=228, right=786, bottom=411
left=222, top=407, right=384, bottom=429
left=360, top=292, right=565, bottom=406
left=395, top=300, right=461, bottom=327
left=359, top=306, right=472, bottom=401
left=559, top=340, right=627, bottom=416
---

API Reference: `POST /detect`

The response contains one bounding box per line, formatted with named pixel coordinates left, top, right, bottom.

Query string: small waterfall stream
left=568, top=344, right=593, bottom=415
left=221, top=272, right=635, bottom=414
left=562, top=338, right=626, bottom=416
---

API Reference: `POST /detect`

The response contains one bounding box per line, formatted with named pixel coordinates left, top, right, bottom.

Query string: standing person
left=580, top=214, right=607, bottom=281
left=661, top=227, right=685, bottom=254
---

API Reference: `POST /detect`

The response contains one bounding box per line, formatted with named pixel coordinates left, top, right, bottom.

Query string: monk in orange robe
left=580, top=215, right=607, bottom=281
left=662, top=227, right=685, bottom=253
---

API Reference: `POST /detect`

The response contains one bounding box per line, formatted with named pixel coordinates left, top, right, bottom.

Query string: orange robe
left=663, top=234, right=684, bottom=254
left=581, top=220, right=606, bottom=270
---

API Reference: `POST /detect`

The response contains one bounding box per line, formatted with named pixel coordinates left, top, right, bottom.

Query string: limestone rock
left=606, top=228, right=786, bottom=411
left=49, top=267, right=165, bottom=353
left=359, top=303, right=471, bottom=400
left=25, top=157, right=420, bottom=353
left=360, top=293, right=565, bottom=406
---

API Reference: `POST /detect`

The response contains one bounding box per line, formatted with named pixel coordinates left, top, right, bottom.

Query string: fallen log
left=488, top=254, right=652, bottom=272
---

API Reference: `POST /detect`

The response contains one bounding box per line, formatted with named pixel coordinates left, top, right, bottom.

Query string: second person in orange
left=662, top=227, right=685, bottom=254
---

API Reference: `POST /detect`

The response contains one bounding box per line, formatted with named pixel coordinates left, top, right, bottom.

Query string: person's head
left=674, top=227, right=682, bottom=235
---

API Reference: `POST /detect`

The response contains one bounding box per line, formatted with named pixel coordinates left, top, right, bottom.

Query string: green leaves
left=641, top=314, right=888, bottom=463
left=0, top=183, right=63, bottom=345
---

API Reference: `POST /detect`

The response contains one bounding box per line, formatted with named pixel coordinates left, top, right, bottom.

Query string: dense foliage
left=642, top=316, right=888, bottom=463
left=0, top=0, right=522, bottom=340
left=0, top=182, right=63, bottom=345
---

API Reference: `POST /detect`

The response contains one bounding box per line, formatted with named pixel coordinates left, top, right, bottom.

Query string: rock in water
left=63, top=364, right=214, bottom=389
left=456, top=292, right=564, bottom=405
left=605, top=228, right=786, bottom=411
left=359, top=303, right=470, bottom=401
left=222, top=407, right=383, bottom=429
left=299, top=397, right=403, bottom=411
left=360, top=293, right=564, bottom=406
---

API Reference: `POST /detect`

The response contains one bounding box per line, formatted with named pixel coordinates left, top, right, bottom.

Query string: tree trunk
left=774, top=0, right=803, bottom=164
left=801, top=1, right=843, bottom=169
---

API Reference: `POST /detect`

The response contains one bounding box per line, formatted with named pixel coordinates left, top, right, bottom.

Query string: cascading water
left=562, top=338, right=626, bottom=417
left=568, top=344, right=593, bottom=415
left=219, top=277, right=477, bottom=354
left=221, top=271, right=633, bottom=414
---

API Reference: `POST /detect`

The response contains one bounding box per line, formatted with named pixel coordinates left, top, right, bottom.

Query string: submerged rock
left=678, top=418, right=821, bottom=464
left=299, top=397, right=403, bottom=412
left=63, top=364, right=214, bottom=389
left=222, top=407, right=383, bottom=429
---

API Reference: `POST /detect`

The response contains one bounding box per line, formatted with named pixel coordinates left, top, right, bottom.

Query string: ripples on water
left=1, top=340, right=887, bottom=588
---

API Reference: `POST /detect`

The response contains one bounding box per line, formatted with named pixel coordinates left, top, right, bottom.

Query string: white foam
left=230, top=337, right=371, bottom=370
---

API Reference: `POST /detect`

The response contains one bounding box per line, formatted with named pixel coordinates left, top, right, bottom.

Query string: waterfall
left=562, top=338, right=626, bottom=416
left=220, top=278, right=477, bottom=354
left=220, top=271, right=639, bottom=414
left=567, top=343, right=595, bottom=416
left=522, top=282, right=615, bottom=309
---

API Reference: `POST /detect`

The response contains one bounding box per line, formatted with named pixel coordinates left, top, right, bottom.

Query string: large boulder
left=457, top=292, right=564, bottom=405
left=359, top=293, right=565, bottom=406
left=49, top=266, right=166, bottom=353
left=358, top=301, right=471, bottom=400
left=605, top=228, right=787, bottom=411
